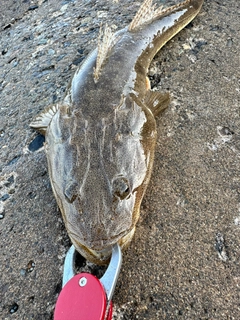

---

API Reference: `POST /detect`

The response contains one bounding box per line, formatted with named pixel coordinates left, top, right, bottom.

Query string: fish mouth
left=71, top=227, right=135, bottom=265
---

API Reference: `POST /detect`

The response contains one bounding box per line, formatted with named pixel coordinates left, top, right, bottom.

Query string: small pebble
left=4, top=175, right=14, bottom=187
left=63, top=41, right=71, bottom=47
left=220, top=127, right=233, bottom=136
left=183, top=43, right=191, bottom=50
left=20, top=268, right=27, bottom=277
left=77, top=49, right=84, bottom=55
left=7, top=156, right=20, bottom=166
left=0, top=194, right=10, bottom=202
left=9, top=302, right=18, bottom=314
left=72, top=56, right=85, bottom=65
left=27, top=260, right=35, bottom=273
left=215, top=232, right=228, bottom=261
left=28, top=296, right=35, bottom=303
left=3, top=24, right=11, bottom=30
left=28, top=135, right=45, bottom=151
left=28, top=5, right=38, bottom=11
left=48, top=49, right=55, bottom=55
left=8, top=189, right=15, bottom=195
left=60, top=4, right=68, bottom=12
left=38, top=38, right=48, bottom=45
left=227, top=38, right=233, bottom=47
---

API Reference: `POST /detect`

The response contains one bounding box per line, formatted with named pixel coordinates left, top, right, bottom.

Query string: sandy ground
left=1, top=0, right=240, bottom=319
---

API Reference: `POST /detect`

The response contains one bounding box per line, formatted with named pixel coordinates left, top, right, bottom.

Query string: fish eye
left=112, top=177, right=130, bottom=200
left=64, top=180, right=79, bottom=203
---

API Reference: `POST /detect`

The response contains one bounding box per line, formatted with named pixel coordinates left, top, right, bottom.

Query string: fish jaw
left=71, top=227, right=136, bottom=265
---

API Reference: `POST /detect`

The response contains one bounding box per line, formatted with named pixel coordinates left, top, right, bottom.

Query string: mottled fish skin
left=30, top=0, right=204, bottom=264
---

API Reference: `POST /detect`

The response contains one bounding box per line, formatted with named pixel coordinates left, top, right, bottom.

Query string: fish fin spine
left=129, top=0, right=191, bottom=32
left=94, top=24, right=116, bottom=82
left=30, top=104, right=59, bottom=135
left=129, top=0, right=158, bottom=31
left=144, top=90, right=170, bottom=117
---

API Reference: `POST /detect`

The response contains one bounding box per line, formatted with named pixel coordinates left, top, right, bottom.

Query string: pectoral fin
left=144, top=90, right=170, bottom=117
left=30, top=104, right=59, bottom=135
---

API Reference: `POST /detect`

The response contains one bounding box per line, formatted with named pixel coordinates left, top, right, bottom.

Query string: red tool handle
left=54, top=273, right=112, bottom=320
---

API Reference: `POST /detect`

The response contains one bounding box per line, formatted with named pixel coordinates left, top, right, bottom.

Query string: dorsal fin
left=129, top=0, right=158, bottom=31
left=129, top=0, right=190, bottom=32
left=30, top=104, right=59, bottom=135
left=154, top=0, right=191, bottom=18
left=93, top=24, right=116, bottom=82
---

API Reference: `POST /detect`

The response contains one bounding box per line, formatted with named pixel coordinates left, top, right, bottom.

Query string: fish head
left=45, top=94, right=157, bottom=264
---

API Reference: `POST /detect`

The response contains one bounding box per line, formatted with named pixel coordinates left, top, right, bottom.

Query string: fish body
left=31, top=0, right=204, bottom=264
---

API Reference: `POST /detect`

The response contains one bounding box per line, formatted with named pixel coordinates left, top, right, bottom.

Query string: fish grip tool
left=54, top=243, right=122, bottom=320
